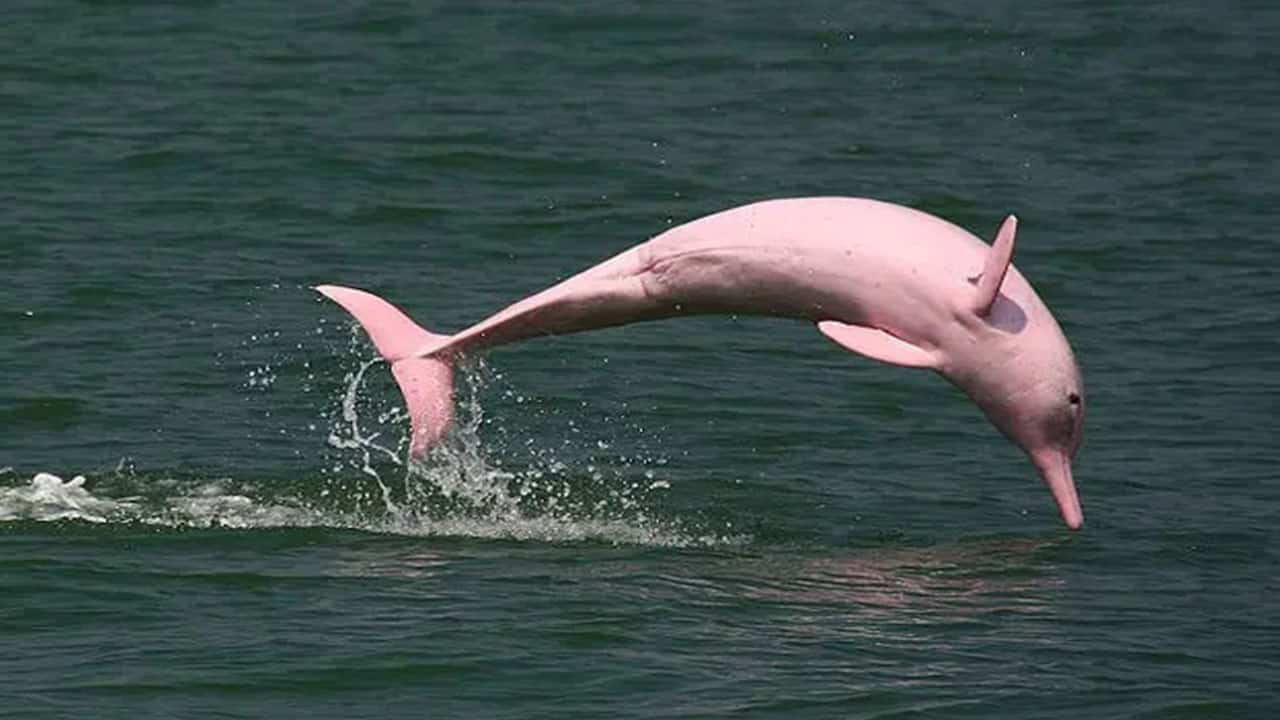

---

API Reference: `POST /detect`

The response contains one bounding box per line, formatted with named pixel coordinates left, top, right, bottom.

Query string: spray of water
left=1, top=322, right=743, bottom=547
left=314, top=346, right=708, bottom=545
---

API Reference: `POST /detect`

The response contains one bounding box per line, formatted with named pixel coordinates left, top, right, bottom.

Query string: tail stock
left=315, top=285, right=454, bottom=457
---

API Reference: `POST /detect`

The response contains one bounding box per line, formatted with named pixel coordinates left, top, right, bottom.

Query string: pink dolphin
left=318, top=197, right=1086, bottom=529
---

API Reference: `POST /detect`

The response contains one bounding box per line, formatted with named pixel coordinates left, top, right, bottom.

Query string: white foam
left=0, top=472, right=140, bottom=523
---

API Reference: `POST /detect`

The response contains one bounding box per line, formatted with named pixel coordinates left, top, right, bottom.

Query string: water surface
left=2, top=1, right=1278, bottom=717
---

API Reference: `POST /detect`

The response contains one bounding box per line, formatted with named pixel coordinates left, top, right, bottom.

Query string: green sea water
left=2, top=1, right=1278, bottom=717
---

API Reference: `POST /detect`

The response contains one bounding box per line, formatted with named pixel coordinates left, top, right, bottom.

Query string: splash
left=312, top=347, right=724, bottom=546
left=0, top=333, right=741, bottom=547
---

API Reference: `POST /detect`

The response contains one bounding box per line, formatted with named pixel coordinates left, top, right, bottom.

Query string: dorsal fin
left=971, top=214, right=1017, bottom=316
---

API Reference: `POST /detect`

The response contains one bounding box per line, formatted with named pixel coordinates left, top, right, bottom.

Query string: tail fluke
left=316, top=285, right=454, bottom=457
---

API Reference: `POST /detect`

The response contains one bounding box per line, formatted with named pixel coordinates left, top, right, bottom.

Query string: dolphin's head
left=957, top=292, right=1085, bottom=527
left=952, top=215, right=1086, bottom=529
left=988, top=330, right=1080, bottom=527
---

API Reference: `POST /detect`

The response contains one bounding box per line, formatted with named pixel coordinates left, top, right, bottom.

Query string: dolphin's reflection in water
left=321, top=534, right=1070, bottom=705
left=629, top=537, right=1074, bottom=700
left=325, top=534, right=1069, bottom=655
left=650, top=537, right=1069, bottom=643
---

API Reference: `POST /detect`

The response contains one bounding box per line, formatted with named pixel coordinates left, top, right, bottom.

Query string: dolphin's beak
left=1033, top=451, right=1084, bottom=530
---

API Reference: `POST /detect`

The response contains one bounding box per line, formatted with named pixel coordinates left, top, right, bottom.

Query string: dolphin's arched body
left=319, top=197, right=1086, bottom=529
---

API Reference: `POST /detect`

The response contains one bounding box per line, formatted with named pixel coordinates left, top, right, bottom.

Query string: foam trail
left=0, top=470, right=737, bottom=546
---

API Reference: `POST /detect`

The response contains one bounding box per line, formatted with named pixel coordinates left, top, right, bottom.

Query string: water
left=3, top=1, right=1278, bottom=717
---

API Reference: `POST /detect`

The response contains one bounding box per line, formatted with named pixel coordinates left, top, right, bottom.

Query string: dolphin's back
left=637, top=197, right=989, bottom=327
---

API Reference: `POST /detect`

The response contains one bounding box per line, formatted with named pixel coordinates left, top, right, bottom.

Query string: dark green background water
left=3, top=2, right=1277, bottom=717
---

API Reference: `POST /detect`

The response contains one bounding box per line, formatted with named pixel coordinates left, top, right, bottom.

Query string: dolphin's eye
left=1068, top=392, right=1081, bottom=406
